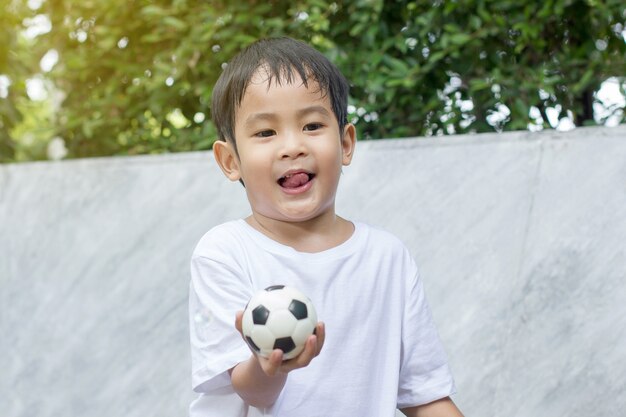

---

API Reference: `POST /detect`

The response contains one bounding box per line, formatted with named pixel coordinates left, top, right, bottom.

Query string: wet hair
left=211, top=37, right=350, bottom=153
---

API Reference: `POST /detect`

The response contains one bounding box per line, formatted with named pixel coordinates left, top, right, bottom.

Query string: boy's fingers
left=281, top=335, right=316, bottom=372
left=315, top=322, right=325, bottom=356
left=301, top=336, right=317, bottom=366
left=234, top=311, right=244, bottom=335
left=279, top=322, right=325, bottom=372
left=260, top=322, right=326, bottom=374
left=262, top=349, right=284, bottom=376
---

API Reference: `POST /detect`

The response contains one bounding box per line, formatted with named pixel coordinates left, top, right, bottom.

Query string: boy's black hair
left=211, top=37, right=350, bottom=153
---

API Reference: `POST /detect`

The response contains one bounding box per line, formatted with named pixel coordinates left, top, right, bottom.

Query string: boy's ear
left=341, top=123, right=357, bottom=166
left=212, top=140, right=241, bottom=182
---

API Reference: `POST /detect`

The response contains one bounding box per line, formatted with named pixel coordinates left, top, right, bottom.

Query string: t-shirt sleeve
left=189, top=241, right=253, bottom=393
left=397, top=256, right=456, bottom=408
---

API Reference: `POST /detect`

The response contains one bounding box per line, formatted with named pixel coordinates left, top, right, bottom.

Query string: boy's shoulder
left=357, top=221, right=405, bottom=243
left=355, top=221, right=412, bottom=255
left=193, top=219, right=247, bottom=256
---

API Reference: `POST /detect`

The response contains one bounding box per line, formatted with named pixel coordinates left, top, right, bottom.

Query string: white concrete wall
left=1, top=126, right=625, bottom=416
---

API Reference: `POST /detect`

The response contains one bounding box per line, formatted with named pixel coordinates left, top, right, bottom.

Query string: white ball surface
left=242, top=285, right=318, bottom=360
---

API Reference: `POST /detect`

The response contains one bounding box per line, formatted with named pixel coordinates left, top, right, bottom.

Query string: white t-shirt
left=189, top=219, right=455, bottom=417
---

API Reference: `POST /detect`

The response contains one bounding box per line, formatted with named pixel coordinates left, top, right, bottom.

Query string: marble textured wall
left=1, top=126, right=624, bottom=416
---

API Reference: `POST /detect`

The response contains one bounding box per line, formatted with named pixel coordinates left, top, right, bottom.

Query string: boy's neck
left=245, top=212, right=354, bottom=253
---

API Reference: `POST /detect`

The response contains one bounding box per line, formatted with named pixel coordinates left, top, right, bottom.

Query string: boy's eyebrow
left=296, top=105, right=332, bottom=119
left=244, top=112, right=277, bottom=128
left=244, top=106, right=332, bottom=128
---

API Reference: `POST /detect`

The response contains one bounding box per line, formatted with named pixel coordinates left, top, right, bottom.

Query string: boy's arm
left=400, top=397, right=464, bottom=417
left=229, top=311, right=325, bottom=408
left=229, top=352, right=287, bottom=408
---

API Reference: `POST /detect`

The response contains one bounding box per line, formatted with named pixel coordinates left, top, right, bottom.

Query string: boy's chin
left=253, top=208, right=333, bottom=224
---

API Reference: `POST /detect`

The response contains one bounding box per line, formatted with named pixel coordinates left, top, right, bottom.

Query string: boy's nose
left=280, top=132, right=307, bottom=159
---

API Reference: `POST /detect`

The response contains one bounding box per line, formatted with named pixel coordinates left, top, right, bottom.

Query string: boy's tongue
left=281, top=173, right=310, bottom=188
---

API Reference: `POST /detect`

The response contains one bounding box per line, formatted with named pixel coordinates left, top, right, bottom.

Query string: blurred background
left=1, top=0, right=624, bottom=163
left=2, top=2, right=626, bottom=416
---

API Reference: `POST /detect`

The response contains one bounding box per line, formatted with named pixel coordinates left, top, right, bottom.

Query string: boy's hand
left=235, top=310, right=325, bottom=376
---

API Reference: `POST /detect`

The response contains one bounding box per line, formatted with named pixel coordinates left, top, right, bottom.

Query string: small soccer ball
left=242, top=285, right=318, bottom=360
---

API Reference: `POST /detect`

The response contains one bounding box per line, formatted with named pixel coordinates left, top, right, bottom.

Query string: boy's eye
left=303, top=123, right=323, bottom=132
left=255, top=129, right=276, bottom=138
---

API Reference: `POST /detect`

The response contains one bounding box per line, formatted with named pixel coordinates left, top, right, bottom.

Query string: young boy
left=189, top=37, right=463, bottom=417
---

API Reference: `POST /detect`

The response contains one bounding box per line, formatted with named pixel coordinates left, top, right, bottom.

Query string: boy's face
left=214, top=67, right=355, bottom=225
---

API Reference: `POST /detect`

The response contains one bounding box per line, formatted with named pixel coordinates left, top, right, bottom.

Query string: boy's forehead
left=233, top=67, right=334, bottom=130
left=234, top=66, right=329, bottom=118
left=248, top=65, right=321, bottom=93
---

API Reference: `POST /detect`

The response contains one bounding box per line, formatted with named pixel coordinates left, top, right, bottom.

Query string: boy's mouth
left=278, top=171, right=315, bottom=189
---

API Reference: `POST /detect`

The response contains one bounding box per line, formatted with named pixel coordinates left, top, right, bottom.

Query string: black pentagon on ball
left=288, top=299, right=308, bottom=320
left=265, top=285, right=285, bottom=291
left=273, top=336, right=296, bottom=353
left=252, top=305, right=270, bottom=325
left=245, top=336, right=261, bottom=353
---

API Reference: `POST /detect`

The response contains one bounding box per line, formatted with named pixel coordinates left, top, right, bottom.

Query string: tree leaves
left=1, top=0, right=625, bottom=162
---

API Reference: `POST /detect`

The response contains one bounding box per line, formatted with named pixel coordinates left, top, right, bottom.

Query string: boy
left=189, top=37, right=463, bottom=417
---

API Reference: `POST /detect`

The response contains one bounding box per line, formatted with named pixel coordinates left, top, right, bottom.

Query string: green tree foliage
left=1, top=0, right=625, bottom=162
left=0, top=2, right=29, bottom=161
